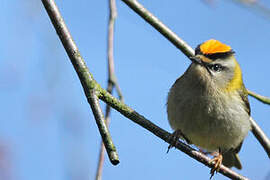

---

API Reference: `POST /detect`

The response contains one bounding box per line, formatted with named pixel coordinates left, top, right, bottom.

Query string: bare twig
left=41, top=0, right=119, bottom=166
left=121, top=0, right=194, bottom=58
left=89, top=90, right=119, bottom=165
left=95, top=83, right=113, bottom=180
left=107, top=0, right=123, bottom=102
left=230, top=0, right=270, bottom=20
left=250, top=117, right=270, bottom=158
left=121, top=0, right=270, bottom=160
left=204, top=0, right=270, bottom=20
left=248, top=90, right=270, bottom=105
left=95, top=0, right=122, bottom=179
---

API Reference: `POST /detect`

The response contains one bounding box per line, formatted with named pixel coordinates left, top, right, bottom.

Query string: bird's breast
left=167, top=75, right=250, bottom=151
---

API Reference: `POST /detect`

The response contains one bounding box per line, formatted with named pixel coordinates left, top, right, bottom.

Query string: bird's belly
left=168, top=94, right=250, bottom=151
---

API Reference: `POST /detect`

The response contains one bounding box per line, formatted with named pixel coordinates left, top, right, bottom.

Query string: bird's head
left=189, top=39, right=244, bottom=92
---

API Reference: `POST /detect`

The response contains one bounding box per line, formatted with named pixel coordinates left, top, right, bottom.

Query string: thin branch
left=95, top=82, right=113, bottom=180
left=248, top=90, right=270, bottom=105
left=89, top=90, right=119, bottom=165
left=41, top=0, right=119, bottom=166
left=96, top=0, right=122, bottom=179
left=121, top=0, right=270, bottom=159
left=250, top=117, right=270, bottom=158
left=107, top=0, right=117, bottom=81
left=95, top=142, right=106, bottom=180
left=229, top=0, right=270, bottom=20
left=121, top=0, right=194, bottom=58
left=107, top=0, right=123, bottom=102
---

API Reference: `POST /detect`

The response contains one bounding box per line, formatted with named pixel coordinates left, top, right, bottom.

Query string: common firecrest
left=167, top=39, right=251, bottom=175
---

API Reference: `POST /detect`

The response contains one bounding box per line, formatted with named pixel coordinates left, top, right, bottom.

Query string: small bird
left=167, top=39, right=251, bottom=176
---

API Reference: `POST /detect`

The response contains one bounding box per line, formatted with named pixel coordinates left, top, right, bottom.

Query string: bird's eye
left=208, top=64, right=223, bottom=72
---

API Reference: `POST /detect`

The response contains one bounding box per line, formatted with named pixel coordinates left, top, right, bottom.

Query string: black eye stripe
left=204, top=51, right=235, bottom=60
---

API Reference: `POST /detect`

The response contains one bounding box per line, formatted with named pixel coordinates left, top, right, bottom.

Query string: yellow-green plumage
left=167, top=40, right=251, bottom=170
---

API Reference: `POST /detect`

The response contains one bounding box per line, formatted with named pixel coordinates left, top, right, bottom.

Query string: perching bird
left=167, top=39, right=251, bottom=176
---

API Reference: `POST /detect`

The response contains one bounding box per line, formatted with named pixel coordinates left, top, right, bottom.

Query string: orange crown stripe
left=200, top=39, right=231, bottom=55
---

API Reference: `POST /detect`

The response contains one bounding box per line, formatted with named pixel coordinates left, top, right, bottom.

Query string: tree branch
left=230, top=0, right=270, bottom=20
left=121, top=0, right=270, bottom=160
left=248, top=90, right=270, bottom=105
left=95, top=83, right=113, bottom=180
left=121, top=0, right=194, bottom=58
left=41, top=0, right=119, bottom=166
left=41, top=0, right=250, bottom=179
left=89, top=90, right=119, bottom=165
left=250, top=117, right=270, bottom=158
left=96, top=0, right=123, bottom=179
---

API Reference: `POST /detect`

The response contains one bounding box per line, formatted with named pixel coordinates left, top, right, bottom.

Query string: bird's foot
left=167, top=130, right=191, bottom=153
left=209, top=151, right=223, bottom=179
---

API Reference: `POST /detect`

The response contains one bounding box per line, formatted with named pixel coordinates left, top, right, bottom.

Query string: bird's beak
left=189, top=56, right=212, bottom=75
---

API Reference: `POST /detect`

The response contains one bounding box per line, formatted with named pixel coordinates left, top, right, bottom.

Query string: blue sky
left=0, top=0, right=270, bottom=180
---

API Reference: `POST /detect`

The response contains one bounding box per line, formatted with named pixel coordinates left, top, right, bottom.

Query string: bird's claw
left=167, top=130, right=191, bottom=153
left=209, top=153, right=223, bottom=179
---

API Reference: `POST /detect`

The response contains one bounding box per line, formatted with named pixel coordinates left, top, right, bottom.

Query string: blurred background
left=1, top=0, right=270, bottom=179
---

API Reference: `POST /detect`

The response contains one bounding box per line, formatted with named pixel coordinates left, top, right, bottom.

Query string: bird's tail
left=222, top=152, right=242, bottom=169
